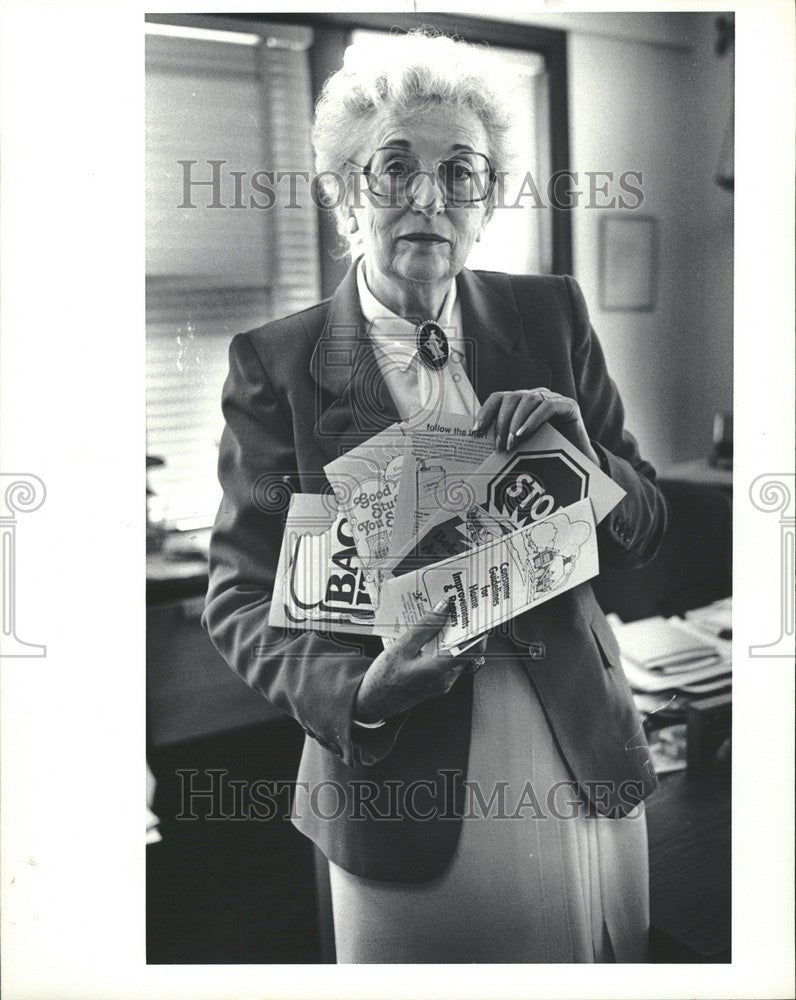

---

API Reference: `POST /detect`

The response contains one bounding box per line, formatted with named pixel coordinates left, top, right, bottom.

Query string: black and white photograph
left=144, top=7, right=735, bottom=965
left=1, top=2, right=794, bottom=999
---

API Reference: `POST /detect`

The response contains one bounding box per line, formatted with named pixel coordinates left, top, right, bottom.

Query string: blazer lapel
left=309, top=265, right=552, bottom=463
left=456, top=268, right=552, bottom=404
left=310, top=263, right=401, bottom=462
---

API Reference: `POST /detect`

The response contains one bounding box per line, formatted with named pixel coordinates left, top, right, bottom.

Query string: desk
left=646, top=767, right=731, bottom=962
left=147, top=536, right=281, bottom=746
left=147, top=540, right=210, bottom=604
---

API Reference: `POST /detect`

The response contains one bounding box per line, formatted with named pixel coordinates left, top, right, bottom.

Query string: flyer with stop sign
left=391, top=421, right=626, bottom=569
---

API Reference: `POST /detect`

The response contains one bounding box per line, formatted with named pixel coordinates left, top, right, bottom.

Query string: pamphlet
left=268, top=493, right=377, bottom=634
left=390, top=421, right=625, bottom=568
left=277, top=422, right=624, bottom=650
left=375, top=496, right=599, bottom=651
left=387, top=411, right=496, bottom=567
left=323, top=423, right=408, bottom=569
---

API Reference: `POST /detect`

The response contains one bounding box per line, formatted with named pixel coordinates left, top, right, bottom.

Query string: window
left=349, top=30, right=553, bottom=275
left=146, top=14, right=566, bottom=531
left=145, top=21, right=320, bottom=530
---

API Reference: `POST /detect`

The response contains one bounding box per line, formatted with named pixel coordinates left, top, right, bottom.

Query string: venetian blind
left=146, top=23, right=320, bottom=530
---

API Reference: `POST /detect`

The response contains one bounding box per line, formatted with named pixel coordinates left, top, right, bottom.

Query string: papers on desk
left=619, top=652, right=730, bottom=695
left=684, top=597, right=732, bottom=638
left=613, top=617, right=722, bottom=673
left=607, top=601, right=732, bottom=697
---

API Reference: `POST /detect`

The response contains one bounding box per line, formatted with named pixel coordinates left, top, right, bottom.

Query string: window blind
left=146, top=24, right=320, bottom=530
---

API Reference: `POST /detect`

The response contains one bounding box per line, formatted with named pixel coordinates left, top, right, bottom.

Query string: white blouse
left=356, top=258, right=479, bottom=424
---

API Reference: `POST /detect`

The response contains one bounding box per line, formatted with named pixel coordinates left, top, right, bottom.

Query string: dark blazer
left=203, top=264, right=668, bottom=882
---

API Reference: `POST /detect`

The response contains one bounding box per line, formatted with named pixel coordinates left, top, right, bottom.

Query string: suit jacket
left=203, top=264, right=668, bottom=882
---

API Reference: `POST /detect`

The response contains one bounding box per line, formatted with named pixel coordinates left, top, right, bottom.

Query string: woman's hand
left=354, top=602, right=485, bottom=724
left=473, top=388, right=600, bottom=464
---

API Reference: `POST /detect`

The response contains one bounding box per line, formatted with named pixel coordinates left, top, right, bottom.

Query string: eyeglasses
left=348, top=145, right=495, bottom=206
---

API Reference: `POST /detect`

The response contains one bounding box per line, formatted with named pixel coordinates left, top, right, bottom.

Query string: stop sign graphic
left=486, top=450, right=589, bottom=526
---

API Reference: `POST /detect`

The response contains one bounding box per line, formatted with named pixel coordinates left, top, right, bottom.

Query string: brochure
left=390, top=421, right=626, bottom=568
left=375, top=496, right=599, bottom=651
left=387, top=411, right=496, bottom=567
left=323, top=423, right=408, bottom=569
left=268, top=493, right=377, bottom=634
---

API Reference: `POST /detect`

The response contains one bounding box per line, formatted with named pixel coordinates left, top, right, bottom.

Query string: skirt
left=328, top=636, right=649, bottom=963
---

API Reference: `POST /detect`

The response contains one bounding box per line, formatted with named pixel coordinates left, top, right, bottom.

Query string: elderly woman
left=204, top=32, right=668, bottom=963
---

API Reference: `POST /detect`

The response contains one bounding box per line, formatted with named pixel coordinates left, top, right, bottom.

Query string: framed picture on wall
left=599, top=214, right=658, bottom=311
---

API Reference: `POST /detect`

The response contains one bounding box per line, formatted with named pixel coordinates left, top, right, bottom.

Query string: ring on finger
left=467, top=654, right=486, bottom=674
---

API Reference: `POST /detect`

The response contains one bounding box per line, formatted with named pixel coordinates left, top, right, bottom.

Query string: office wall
left=489, top=11, right=734, bottom=469
left=567, top=14, right=733, bottom=468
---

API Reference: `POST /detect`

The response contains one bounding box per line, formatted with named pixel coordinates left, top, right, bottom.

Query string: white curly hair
left=311, top=30, right=516, bottom=249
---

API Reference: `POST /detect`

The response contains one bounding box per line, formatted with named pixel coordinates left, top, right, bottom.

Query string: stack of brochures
left=607, top=601, right=732, bottom=704
left=269, top=412, right=628, bottom=654
left=683, top=596, right=732, bottom=638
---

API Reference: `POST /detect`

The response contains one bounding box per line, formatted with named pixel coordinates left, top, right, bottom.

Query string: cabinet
left=147, top=593, right=280, bottom=746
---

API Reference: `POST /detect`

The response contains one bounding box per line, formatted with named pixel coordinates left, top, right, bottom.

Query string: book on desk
left=608, top=598, right=732, bottom=961
left=608, top=598, right=732, bottom=773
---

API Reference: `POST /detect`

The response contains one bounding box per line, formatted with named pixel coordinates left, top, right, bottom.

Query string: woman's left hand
left=473, top=388, right=600, bottom=464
